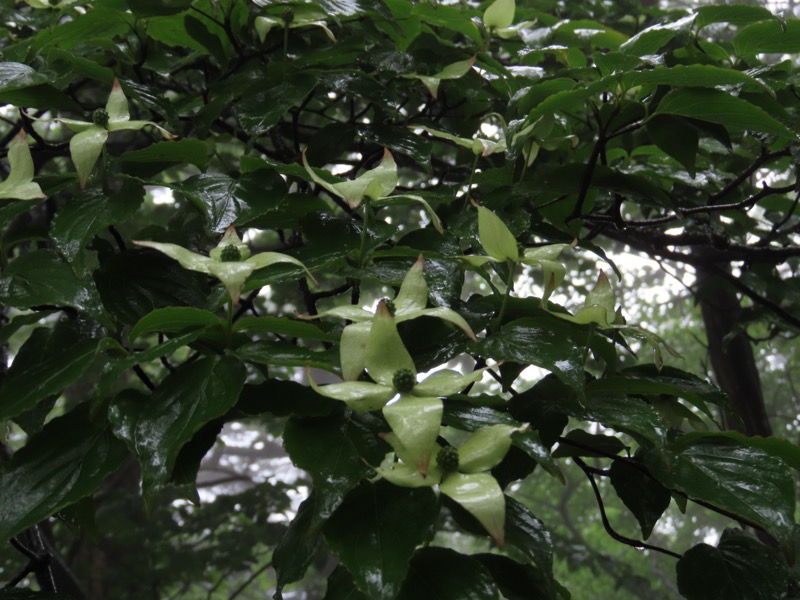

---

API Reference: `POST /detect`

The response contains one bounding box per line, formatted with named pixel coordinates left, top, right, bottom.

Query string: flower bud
left=92, top=108, right=110, bottom=127
left=392, top=368, right=416, bottom=393
left=436, top=446, right=459, bottom=473
left=219, top=244, right=242, bottom=262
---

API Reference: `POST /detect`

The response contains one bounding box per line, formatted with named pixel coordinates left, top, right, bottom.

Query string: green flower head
left=134, top=225, right=316, bottom=305
left=41, top=79, right=176, bottom=188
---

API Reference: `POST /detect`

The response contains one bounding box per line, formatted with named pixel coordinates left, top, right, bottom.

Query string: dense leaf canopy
left=1, top=0, right=800, bottom=598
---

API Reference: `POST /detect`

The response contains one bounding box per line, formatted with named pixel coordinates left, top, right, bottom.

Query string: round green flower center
left=219, top=244, right=242, bottom=262
left=383, top=298, right=396, bottom=317
left=92, top=108, right=110, bottom=127
left=436, top=446, right=459, bottom=473
left=392, top=368, right=415, bottom=393
left=282, top=9, right=295, bottom=25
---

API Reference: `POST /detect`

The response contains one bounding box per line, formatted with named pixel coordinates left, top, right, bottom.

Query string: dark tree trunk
left=696, top=268, right=772, bottom=437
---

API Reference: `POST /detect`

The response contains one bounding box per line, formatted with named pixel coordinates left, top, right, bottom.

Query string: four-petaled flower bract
left=301, top=254, right=476, bottom=380
left=134, top=225, right=317, bottom=305
left=302, top=148, right=444, bottom=233
left=374, top=423, right=524, bottom=547
left=0, top=132, right=46, bottom=201
left=46, top=79, right=176, bottom=188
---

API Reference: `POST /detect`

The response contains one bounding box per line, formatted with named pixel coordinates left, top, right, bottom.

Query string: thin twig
left=573, top=457, right=683, bottom=559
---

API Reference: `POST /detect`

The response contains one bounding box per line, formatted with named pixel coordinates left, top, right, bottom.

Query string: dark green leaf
left=552, top=429, right=628, bottom=458
left=511, top=429, right=565, bottom=484
left=677, top=530, right=788, bottom=600
left=695, top=5, right=775, bottom=29
left=184, top=14, right=228, bottom=63
left=236, top=380, right=338, bottom=418
left=50, top=183, right=144, bottom=272
left=478, top=316, right=587, bottom=392
left=274, top=495, right=324, bottom=596
left=475, top=554, right=566, bottom=600
left=324, top=565, right=368, bottom=600
left=108, top=356, right=246, bottom=499
left=609, top=459, right=671, bottom=539
left=396, top=547, right=500, bottom=600
left=0, top=325, right=102, bottom=421
left=324, top=482, right=438, bottom=600
left=583, top=394, right=667, bottom=447
left=647, top=115, right=698, bottom=177
left=0, top=405, right=127, bottom=542
left=129, top=307, right=225, bottom=340
left=442, top=400, right=519, bottom=432
left=119, top=139, right=209, bottom=177
left=94, top=249, right=210, bottom=325
left=587, top=364, right=727, bottom=418
left=0, top=250, right=104, bottom=318
left=284, top=412, right=384, bottom=521
left=505, top=497, right=555, bottom=578
left=237, top=73, right=317, bottom=134
left=734, top=19, right=800, bottom=57
left=233, top=315, right=338, bottom=341
left=235, top=340, right=339, bottom=372
left=645, top=437, right=797, bottom=555
left=655, top=88, right=797, bottom=140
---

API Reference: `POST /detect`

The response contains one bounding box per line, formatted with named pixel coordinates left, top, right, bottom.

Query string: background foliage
left=1, top=0, right=800, bottom=598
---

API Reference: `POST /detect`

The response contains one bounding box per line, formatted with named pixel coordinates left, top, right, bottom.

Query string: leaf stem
left=492, top=260, right=516, bottom=330
left=358, top=198, right=371, bottom=267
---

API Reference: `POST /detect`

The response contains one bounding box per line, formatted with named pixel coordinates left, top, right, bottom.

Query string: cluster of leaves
left=1, top=0, right=800, bottom=598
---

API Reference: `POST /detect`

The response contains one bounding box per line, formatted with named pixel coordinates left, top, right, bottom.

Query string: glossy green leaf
left=324, top=566, right=368, bottom=600
left=236, top=340, right=339, bottom=372
left=620, top=14, right=695, bottom=56
left=587, top=364, right=727, bottom=418
left=273, top=495, right=324, bottom=596
left=232, top=315, right=338, bottom=341
left=583, top=394, right=666, bottom=447
left=476, top=553, right=564, bottom=600
left=108, top=356, right=246, bottom=499
left=552, top=429, right=628, bottom=458
left=0, top=250, right=104, bottom=318
left=671, top=431, right=800, bottom=472
left=443, top=401, right=519, bottom=432
left=511, top=429, right=565, bottom=484
left=119, top=139, right=208, bottom=176
left=0, top=326, right=102, bottom=421
left=129, top=307, right=225, bottom=340
left=734, top=19, right=800, bottom=56
left=94, top=249, right=209, bottom=325
left=478, top=316, right=587, bottom=392
left=646, top=437, right=797, bottom=555
left=324, top=482, right=438, bottom=600
left=647, top=115, right=698, bottom=177
left=396, top=547, right=500, bottom=600
left=655, top=88, right=797, bottom=140
left=677, top=530, right=788, bottom=600
left=176, top=173, right=262, bottom=233
left=50, top=183, right=143, bottom=271
left=695, top=5, right=775, bottom=29
left=0, top=406, right=127, bottom=542
left=284, top=412, right=383, bottom=520
left=237, top=73, right=317, bottom=134
left=505, top=497, right=554, bottom=576
left=609, top=459, right=671, bottom=539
